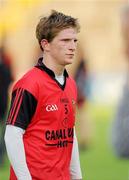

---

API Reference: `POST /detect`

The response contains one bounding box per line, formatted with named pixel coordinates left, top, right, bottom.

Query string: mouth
left=66, top=54, right=74, bottom=57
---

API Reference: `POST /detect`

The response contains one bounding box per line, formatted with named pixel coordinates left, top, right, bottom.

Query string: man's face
left=48, top=28, right=78, bottom=66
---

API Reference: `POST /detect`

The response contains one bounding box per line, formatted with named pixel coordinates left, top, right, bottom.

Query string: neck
left=42, top=53, right=65, bottom=76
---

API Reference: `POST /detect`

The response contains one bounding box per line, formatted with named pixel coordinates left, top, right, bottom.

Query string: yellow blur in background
left=0, top=0, right=127, bottom=78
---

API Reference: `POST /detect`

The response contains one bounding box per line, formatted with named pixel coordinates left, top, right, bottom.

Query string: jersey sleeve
left=6, top=87, right=37, bottom=130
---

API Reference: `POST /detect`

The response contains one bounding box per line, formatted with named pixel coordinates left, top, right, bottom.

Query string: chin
left=64, top=59, right=73, bottom=65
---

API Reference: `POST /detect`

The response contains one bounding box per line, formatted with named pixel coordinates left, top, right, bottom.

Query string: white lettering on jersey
left=46, top=104, right=58, bottom=112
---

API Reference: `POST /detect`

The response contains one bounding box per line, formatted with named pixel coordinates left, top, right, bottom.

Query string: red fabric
left=9, top=67, right=77, bottom=180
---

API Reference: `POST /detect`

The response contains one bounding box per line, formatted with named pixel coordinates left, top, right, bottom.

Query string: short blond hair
left=36, top=10, right=80, bottom=51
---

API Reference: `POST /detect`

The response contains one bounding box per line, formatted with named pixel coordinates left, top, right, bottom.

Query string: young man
left=5, top=10, right=82, bottom=180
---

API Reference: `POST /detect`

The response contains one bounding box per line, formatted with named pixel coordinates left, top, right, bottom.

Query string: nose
left=69, top=41, right=76, bottom=51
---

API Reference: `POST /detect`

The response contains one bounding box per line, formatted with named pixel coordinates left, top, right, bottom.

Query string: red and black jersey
left=7, top=58, right=77, bottom=180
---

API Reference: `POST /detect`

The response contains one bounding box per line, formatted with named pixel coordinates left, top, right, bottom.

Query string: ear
left=41, top=39, right=50, bottom=51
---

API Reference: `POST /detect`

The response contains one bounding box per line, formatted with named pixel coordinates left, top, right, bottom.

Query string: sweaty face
left=48, top=28, right=78, bottom=66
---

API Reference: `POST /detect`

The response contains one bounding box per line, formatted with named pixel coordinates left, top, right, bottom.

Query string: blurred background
left=1, top=0, right=129, bottom=179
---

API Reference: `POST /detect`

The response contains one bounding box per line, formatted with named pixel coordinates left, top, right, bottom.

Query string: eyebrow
left=60, top=38, right=78, bottom=41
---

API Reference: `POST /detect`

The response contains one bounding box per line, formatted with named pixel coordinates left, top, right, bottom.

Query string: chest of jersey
left=26, top=71, right=76, bottom=148
left=39, top=87, right=75, bottom=127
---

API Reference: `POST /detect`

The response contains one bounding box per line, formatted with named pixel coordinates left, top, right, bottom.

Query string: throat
left=43, top=55, right=65, bottom=76
left=55, top=73, right=64, bottom=85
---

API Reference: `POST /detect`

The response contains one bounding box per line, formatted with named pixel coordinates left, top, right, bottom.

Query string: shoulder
left=67, top=76, right=77, bottom=98
left=67, top=76, right=77, bottom=88
left=13, top=67, right=41, bottom=99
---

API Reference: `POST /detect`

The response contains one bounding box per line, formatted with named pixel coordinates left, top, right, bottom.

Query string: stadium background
left=1, top=0, right=129, bottom=179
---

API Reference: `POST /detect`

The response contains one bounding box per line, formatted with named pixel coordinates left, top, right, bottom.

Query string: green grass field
left=80, top=103, right=129, bottom=180
left=0, top=103, right=129, bottom=180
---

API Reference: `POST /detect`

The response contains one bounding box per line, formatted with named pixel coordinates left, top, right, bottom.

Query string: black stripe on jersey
left=7, top=88, right=23, bottom=124
left=6, top=89, right=37, bottom=130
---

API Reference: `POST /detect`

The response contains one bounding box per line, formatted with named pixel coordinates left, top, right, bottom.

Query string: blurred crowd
left=0, top=42, right=13, bottom=165
left=112, top=4, right=129, bottom=159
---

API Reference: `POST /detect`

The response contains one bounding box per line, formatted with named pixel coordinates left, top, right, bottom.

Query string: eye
left=74, top=39, right=78, bottom=43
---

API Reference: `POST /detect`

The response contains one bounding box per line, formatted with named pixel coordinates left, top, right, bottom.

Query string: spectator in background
left=67, top=46, right=92, bottom=151
left=75, top=57, right=92, bottom=150
left=112, top=3, right=129, bottom=158
left=0, top=45, right=13, bottom=164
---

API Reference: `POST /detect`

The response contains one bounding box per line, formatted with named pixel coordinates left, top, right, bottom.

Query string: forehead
left=56, top=28, right=77, bottom=39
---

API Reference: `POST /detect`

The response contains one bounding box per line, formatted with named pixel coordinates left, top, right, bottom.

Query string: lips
left=66, top=54, right=74, bottom=56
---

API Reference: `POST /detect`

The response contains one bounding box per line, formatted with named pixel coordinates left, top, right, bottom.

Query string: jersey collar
left=35, top=57, right=69, bottom=90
